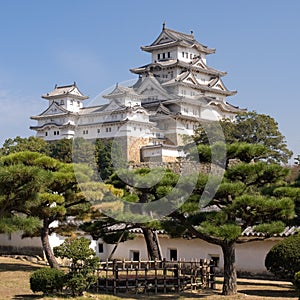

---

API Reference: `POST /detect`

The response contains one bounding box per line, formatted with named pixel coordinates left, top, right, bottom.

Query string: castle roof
left=130, top=58, right=226, bottom=77
left=141, top=25, right=215, bottom=54
left=162, top=71, right=237, bottom=97
left=102, top=84, right=142, bottom=99
left=42, top=82, right=88, bottom=100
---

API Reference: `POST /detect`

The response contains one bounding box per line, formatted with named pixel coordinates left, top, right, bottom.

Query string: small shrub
left=265, top=234, right=300, bottom=281
left=30, top=267, right=66, bottom=294
left=66, top=273, right=87, bottom=297
left=54, top=237, right=99, bottom=296
left=294, top=271, right=300, bottom=298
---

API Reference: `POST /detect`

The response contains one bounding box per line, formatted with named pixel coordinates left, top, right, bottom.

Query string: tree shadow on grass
left=237, top=280, right=293, bottom=289
left=239, top=289, right=298, bottom=298
left=0, top=263, right=41, bottom=272
left=13, top=296, right=42, bottom=300
left=88, top=289, right=218, bottom=299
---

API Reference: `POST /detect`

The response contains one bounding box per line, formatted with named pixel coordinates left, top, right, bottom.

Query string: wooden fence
left=93, top=258, right=216, bottom=294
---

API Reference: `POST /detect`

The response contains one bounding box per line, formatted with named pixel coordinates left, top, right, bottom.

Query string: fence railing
left=93, top=258, right=216, bottom=294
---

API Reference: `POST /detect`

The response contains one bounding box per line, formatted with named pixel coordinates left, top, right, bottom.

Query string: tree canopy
left=163, top=142, right=295, bottom=295
left=0, top=151, right=107, bottom=268
left=193, top=111, right=292, bottom=164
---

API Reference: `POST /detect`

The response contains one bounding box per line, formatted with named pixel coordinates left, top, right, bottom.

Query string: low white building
left=1, top=226, right=299, bottom=275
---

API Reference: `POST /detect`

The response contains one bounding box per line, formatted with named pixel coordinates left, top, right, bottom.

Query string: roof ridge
left=55, top=83, right=76, bottom=89
left=164, top=27, right=194, bottom=39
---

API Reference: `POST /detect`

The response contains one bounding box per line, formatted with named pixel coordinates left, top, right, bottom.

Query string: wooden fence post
left=209, top=259, right=216, bottom=289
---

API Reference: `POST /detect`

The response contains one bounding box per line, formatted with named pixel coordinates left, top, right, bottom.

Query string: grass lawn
left=0, top=256, right=298, bottom=300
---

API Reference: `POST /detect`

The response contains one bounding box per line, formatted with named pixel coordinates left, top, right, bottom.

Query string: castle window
left=209, top=254, right=220, bottom=267
left=97, top=129, right=101, bottom=133
left=130, top=250, right=140, bottom=261
left=98, top=243, right=104, bottom=253
left=162, top=53, right=165, bottom=59
left=54, top=130, right=60, bottom=136
left=190, top=53, right=193, bottom=59
left=182, top=52, right=184, bottom=58
left=185, top=52, right=188, bottom=58
left=83, top=130, right=88, bottom=135
left=45, top=132, right=48, bottom=136
left=157, top=53, right=160, bottom=60
left=60, top=100, right=64, bottom=105
left=168, top=52, right=171, bottom=58
left=169, top=249, right=177, bottom=261
left=106, top=127, right=111, bottom=133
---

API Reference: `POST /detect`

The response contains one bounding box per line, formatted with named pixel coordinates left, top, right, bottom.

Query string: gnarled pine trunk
left=41, top=218, right=59, bottom=269
left=221, top=241, right=237, bottom=295
left=141, top=226, right=162, bottom=260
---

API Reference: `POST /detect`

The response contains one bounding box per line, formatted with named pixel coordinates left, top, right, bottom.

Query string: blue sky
left=0, top=0, right=300, bottom=162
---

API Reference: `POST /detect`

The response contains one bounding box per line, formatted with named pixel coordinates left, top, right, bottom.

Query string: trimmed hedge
left=30, top=267, right=66, bottom=294
left=265, top=234, right=300, bottom=281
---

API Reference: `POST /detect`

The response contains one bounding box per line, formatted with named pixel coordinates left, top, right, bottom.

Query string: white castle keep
left=30, top=24, right=243, bottom=162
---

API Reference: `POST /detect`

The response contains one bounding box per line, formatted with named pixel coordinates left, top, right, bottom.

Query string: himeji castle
left=30, top=24, right=243, bottom=163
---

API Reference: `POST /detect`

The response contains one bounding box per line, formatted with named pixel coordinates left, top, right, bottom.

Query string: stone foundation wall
left=127, top=137, right=150, bottom=163
left=129, top=161, right=224, bottom=176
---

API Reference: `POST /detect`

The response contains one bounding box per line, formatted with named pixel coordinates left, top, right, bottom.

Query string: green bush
left=30, top=267, right=66, bottom=294
left=265, top=234, right=300, bottom=281
left=66, top=273, right=93, bottom=297
left=294, top=271, right=300, bottom=298
left=54, top=237, right=99, bottom=296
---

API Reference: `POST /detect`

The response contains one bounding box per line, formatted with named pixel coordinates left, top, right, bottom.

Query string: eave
left=162, top=81, right=237, bottom=97
left=141, top=40, right=215, bottom=54
left=130, top=60, right=226, bottom=77
left=41, top=94, right=89, bottom=101
left=30, top=122, right=76, bottom=130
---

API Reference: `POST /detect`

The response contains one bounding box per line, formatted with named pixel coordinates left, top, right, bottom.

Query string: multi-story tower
left=31, top=24, right=244, bottom=162
left=30, top=83, right=89, bottom=140
left=130, top=24, right=242, bottom=147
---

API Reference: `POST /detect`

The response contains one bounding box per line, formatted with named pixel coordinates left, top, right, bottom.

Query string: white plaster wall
left=103, top=236, right=148, bottom=261
left=100, top=236, right=279, bottom=274
left=177, top=47, right=198, bottom=63
left=0, top=233, right=41, bottom=247
left=152, top=48, right=176, bottom=63
left=235, top=240, right=278, bottom=273
left=0, top=231, right=280, bottom=273
left=201, top=108, right=222, bottom=121
left=161, top=148, right=183, bottom=157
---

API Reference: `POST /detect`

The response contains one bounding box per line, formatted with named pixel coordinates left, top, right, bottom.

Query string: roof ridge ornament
left=162, top=21, right=166, bottom=30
